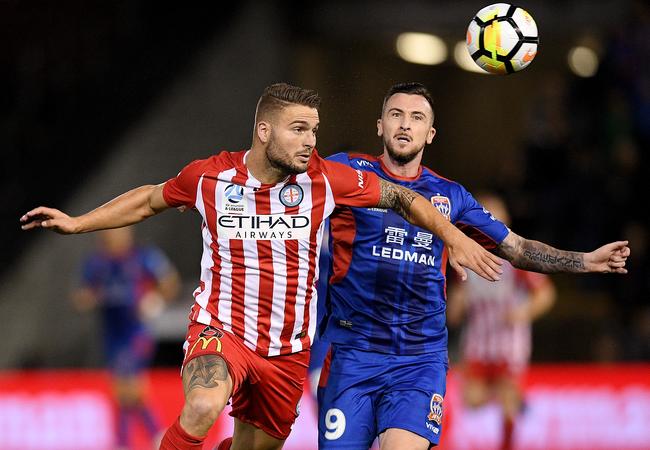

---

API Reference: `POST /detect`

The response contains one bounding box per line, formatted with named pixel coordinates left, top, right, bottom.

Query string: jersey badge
left=427, top=393, right=444, bottom=425
left=224, top=184, right=246, bottom=213
left=279, top=184, right=304, bottom=207
left=431, top=195, right=451, bottom=220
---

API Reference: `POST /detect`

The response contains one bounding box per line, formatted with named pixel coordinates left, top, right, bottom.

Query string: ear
left=377, top=118, right=383, bottom=137
left=257, top=121, right=271, bottom=144
left=426, top=127, right=436, bottom=145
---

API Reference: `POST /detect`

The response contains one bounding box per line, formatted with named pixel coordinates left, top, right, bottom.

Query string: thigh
left=318, top=347, right=381, bottom=450
left=231, top=350, right=310, bottom=441
left=376, top=354, right=448, bottom=448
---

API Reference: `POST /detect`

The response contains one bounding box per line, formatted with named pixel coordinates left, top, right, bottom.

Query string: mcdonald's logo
left=188, top=336, right=222, bottom=357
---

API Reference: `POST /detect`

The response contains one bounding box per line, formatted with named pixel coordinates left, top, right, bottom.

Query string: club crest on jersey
left=431, top=195, right=451, bottom=220
left=427, top=393, right=444, bottom=425
left=224, top=184, right=246, bottom=213
left=279, top=184, right=303, bottom=207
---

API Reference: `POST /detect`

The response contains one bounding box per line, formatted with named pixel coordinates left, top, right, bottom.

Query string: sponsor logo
left=356, top=170, right=365, bottom=189
left=431, top=195, right=451, bottom=220
left=371, top=246, right=436, bottom=267
left=279, top=184, right=304, bottom=207
left=217, top=214, right=311, bottom=240
left=188, top=335, right=223, bottom=357
left=427, top=393, right=444, bottom=425
left=356, top=159, right=373, bottom=168
left=224, top=184, right=246, bottom=213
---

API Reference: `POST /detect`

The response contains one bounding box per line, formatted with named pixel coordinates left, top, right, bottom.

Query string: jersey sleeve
left=322, top=157, right=381, bottom=208
left=162, top=159, right=206, bottom=209
left=455, top=187, right=510, bottom=250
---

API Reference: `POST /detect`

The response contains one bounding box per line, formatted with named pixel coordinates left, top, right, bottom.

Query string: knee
left=183, top=391, right=226, bottom=425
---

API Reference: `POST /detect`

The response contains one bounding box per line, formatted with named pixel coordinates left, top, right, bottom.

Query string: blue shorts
left=318, top=345, right=448, bottom=449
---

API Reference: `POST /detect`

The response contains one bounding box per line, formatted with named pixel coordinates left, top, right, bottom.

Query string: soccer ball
left=466, top=3, right=539, bottom=74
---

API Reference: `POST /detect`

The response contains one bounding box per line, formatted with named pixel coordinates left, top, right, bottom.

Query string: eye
left=414, top=115, right=424, bottom=121
left=391, top=112, right=400, bottom=118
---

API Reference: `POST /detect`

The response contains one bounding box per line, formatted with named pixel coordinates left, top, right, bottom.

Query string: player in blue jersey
left=73, top=227, right=180, bottom=450
left=317, top=82, right=630, bottom=450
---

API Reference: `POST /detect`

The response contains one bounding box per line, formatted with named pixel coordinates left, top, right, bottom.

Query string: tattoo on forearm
left=183, top=355, right=229, bottom=393
left=377, top=180, right=417, bottom=219
left=498, top=235, right=584, bottom=273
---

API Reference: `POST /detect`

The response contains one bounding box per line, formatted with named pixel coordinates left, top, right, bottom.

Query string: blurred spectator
left=72, top=227, right=180, bottom=450
left=447, top=193, right=557, bottom=450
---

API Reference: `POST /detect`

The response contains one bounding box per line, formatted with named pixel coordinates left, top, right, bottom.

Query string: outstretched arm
left=496, top=231, right=630, bottom=274
left=20, top=183, right=170, bottom=234
left=376, top=179, right=503, bottom=282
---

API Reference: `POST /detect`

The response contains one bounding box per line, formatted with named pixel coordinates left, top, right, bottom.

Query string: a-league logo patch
left=431, top=195, right=451, bottom=220
left=427, top=393, right=444, bottom=425
left=224, top=184, right=246, bottom=213
left=279, top=184, right=304, bottom=207
left=225, top=184, right=244, bottom=204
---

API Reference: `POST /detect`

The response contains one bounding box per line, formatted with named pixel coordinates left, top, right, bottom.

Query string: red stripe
left=329, top=207, right=356, bottom=284
left=300, top=170, right=327, bottom=351
left=457, top=222, right=499, bottom=250
left=318, top=347, right=332, bottom=388
left=255, top=187, right=274, bottom=355
left=201, top=175, right=224, bottom=322
left=441, top=246, right=449, bottom=300
left=228, top=171, right=249, bottom=341
left=279, top=176, right=301, bottom=353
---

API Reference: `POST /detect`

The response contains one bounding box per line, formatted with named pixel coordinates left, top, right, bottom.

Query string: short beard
left=266, top=134, right=306, bottom=175
left=385, top=141, right=421, bottom=165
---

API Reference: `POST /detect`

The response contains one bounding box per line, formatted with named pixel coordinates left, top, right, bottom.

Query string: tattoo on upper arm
left=183, top=355, right=229, bottom=394
left=497, top=233, right=585, bottom=273
left=376, top=179, right=417, bottom=219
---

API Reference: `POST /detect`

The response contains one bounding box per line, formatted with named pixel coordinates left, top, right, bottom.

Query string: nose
left=399, top=118, right=411, bottom=130
left=304, top=130, right=316, bottom=149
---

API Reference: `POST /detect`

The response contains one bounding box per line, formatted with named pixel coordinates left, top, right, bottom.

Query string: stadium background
left=1, top=1, right=648, bottom=449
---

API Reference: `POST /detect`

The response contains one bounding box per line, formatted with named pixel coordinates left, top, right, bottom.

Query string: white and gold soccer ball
left=466, top=3, right=539, bottom=74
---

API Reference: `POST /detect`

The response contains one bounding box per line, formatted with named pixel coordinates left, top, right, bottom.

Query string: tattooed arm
left=496, top=231, right=630, bottom=274
left=376, top=179, right=503, bottom=281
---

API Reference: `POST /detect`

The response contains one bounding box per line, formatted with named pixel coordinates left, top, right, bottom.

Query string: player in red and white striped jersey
left=448, top=193, right=557, bottom=450
left=20, top=83, right=507, bottom=450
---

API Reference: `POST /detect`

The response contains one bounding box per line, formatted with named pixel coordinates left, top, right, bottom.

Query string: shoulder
left=174, top=150, right=245, bottom=180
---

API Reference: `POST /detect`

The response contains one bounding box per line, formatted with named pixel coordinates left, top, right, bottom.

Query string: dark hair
left=382, top=82, right=435, bottom=123
left=256, top=83, right=321, bottom=121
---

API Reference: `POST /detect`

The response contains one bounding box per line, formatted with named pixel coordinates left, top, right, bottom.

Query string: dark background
left=1, top=0, right=648, bottom=368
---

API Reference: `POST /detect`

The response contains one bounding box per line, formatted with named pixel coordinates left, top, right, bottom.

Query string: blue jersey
left=321, top=152, right=509, bottom=355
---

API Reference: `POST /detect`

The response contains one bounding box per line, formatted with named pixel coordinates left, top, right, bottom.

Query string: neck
left=382, top=149, right=423, bottom=178
left=246, top=143, right=287, bottom=184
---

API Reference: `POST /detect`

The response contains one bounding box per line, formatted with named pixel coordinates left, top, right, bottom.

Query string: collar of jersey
left=377, top=154, right=423, bottom=181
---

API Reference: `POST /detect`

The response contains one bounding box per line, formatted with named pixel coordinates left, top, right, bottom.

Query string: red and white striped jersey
left=460, top=263, right=550, bottom=372
left=162, top=149, right=381, bottom=357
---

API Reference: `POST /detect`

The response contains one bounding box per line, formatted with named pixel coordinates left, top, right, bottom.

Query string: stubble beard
left=266, top=134, right=307, bottom=176
left=384, top=139, right=422, bottom=165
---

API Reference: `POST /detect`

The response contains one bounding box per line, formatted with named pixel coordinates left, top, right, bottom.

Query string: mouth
left=296, top=153, right=312, bottom=163
left=395, top=134, right=412, bottom=143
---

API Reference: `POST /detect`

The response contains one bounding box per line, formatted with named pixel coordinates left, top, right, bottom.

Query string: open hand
left=20, top=207, right=79, bottom=234
left=447, top=235, right=503, bottom=282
